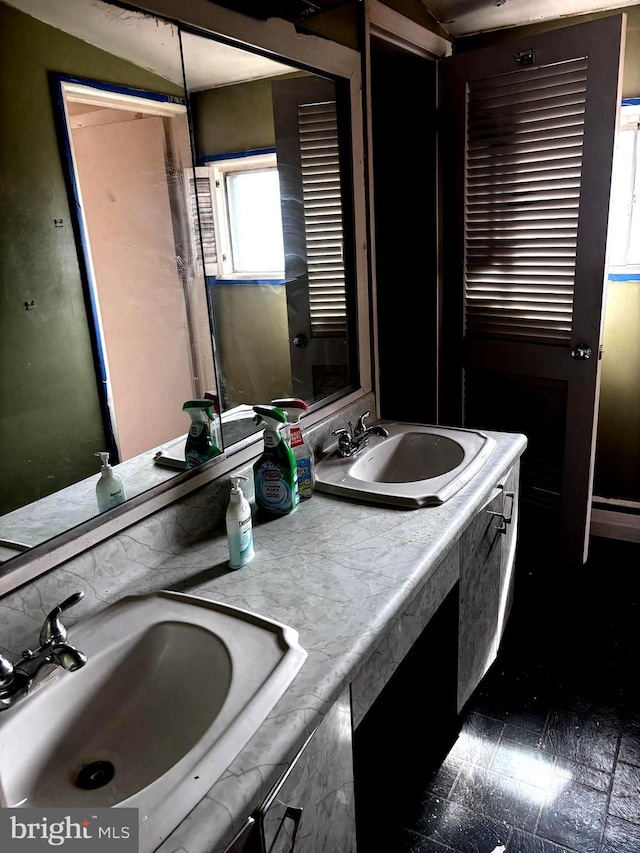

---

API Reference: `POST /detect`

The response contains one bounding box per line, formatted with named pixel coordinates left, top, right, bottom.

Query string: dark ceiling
left=207, top=0, right=355, bottom=22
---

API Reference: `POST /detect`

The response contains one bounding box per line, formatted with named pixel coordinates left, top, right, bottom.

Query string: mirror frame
left=0, top=0, right=372, bottom=597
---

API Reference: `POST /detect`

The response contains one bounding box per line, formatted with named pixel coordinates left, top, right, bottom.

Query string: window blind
left=298, top=100, right=347, bottom=337
left=464, top=59, right=588, bottom=344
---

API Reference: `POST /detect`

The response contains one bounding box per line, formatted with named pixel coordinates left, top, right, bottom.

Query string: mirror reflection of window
left=226, top=168, right=285, bottom=274
left=194, top=151, right=285, bottom=279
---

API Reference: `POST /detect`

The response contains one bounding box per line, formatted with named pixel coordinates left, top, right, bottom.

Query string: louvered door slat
left=470, top=105, right=586, bottom=141
left=472, top=59, right=588, bottom=94
left=297, top=99, right=346, bottom=336
left=464, top=58, right=588, bottom=344
left=470, top=125, right=584, bottom=151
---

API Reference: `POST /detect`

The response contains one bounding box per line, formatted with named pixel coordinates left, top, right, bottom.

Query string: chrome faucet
left=332, top=411, right=389, bottom=458
left=0, top=591, right=87, bottom=710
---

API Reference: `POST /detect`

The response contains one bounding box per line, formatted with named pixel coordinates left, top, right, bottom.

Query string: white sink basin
left=0, top=591, right=307, bottom=852
left=315, top=422, right=495, bottom=508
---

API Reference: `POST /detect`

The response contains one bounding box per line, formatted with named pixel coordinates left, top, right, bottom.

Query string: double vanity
left=0, top=407, right=526, bottom=853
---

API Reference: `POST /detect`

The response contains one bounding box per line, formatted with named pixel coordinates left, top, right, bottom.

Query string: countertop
left=151, top=428, right=527, bottom=853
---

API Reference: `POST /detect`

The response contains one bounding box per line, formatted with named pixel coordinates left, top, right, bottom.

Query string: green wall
left=192, top=79, right=276, bottom=156
left=0, top=3, right=184, bottom=515
left=595, top=282, right=640, bottom=501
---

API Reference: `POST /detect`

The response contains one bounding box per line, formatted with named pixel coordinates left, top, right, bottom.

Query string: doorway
left=369, top=37, right=439, bottom=425
left=56, top=78, right=215, bottom=463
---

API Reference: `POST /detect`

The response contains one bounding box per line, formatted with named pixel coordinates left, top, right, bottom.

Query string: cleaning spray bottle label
left=254, top=461, right=298, bottom=512
left=289, top=425, right=312, bottom=497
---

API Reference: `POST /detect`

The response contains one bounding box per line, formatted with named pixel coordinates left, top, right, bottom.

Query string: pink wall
left=72, top=114, right=196, bottom=460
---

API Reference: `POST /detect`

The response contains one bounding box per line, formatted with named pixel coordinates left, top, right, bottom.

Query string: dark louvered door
left=439, top=16, right=626, bottom=563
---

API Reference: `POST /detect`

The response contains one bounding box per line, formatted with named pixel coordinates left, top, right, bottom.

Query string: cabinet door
left=457, top=488, right=503, bottom=712
left=457, top=464, right=521, bottom=712
left=259, top=688, right=356, bottom=853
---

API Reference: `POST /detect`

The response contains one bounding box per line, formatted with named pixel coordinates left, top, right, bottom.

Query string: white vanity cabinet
left=255, top=688, right=356, bottom=853
left=457, top=463, right=520, bottom=711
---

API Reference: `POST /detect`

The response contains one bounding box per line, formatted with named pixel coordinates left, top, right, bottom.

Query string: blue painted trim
left=55, top=73, right=186, bottom=105
left=50, top=73, right=185, bottom=462
left=201, top=147, right=276, bottom=165
left=608, top=273, right=640, bottom=281
left=622, top=98, right=640, bottom=106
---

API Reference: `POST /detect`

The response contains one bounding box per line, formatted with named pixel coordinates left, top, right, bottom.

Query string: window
left=188, top=150, right=285, bottom=281
left=608, top=101, right=640, bottom=276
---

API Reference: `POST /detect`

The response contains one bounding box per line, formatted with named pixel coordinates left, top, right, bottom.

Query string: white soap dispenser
left=226, top=474, right=254, bottom=569
left=94, top=451, right=126, bottom=512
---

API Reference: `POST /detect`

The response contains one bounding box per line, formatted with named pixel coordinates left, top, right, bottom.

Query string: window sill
left=212, top=275, right=286, bottom=285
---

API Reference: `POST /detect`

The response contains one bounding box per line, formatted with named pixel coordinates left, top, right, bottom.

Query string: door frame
left=51, top=74, right=188, bottom=462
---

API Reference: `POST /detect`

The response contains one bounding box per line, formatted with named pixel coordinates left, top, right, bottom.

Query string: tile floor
left=354, top=536, right=640, bottom=853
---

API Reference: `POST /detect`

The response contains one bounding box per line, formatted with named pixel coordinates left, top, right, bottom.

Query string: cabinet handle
left=488, top=491, right=515, bottom=534
left=285, top=806, right=303, bottom=851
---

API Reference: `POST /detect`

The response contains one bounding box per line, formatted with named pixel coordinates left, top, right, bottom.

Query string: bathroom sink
left=0, top=591, right=307, bottom=852
left=315, top=421, right=495, bottom=508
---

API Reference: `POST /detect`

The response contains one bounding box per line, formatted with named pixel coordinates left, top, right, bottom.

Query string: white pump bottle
left=226, top=475, right=254, bottom=569
left=95, top=451, right=126, bottom=512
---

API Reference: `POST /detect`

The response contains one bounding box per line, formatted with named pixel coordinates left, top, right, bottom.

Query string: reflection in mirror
left=0, top=0, right=221, bottom=560
left=180, top=29, right=359, bottom=448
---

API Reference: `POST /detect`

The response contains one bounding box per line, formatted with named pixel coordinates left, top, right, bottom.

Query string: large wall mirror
left=0, top=0, right=367, bottom=576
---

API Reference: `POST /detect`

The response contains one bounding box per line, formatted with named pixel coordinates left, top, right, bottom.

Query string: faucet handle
left=0, top=654, right=14, bottom=690
left=39, top=591, right=84, bottom=646
left=355, top=411, right=371, bottom=435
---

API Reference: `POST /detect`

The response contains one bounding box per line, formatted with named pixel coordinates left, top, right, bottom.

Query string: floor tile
left=402, top=830, right=459, bottom=853
left=446, top=713, right=503, bottom=768
left=552, top=757, right=611, bottom=793
left=543, top=710, right=619, bottom=773
left=424, top=755, right=462, bottom=799
left=608, top=761, right=640, bottom=825
left=601, top=814, right=640, bottom=853
left=623, top=709, right=640, bottom=732
left=549, top=695, right=626, bottom=730
left=450, top=763, right=543, bottom=832
left=617, top=730, right=640, bottom=767
left=506, top=828, right=574, bottom=853
left=535, top=778, right=608, bottom=852
left=490, top=740, right=555, bottom=789
left=413, top=796, right=511, bottom=853
left=502, top=724, right=544, bottom=750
